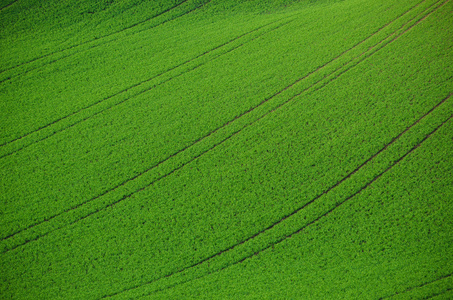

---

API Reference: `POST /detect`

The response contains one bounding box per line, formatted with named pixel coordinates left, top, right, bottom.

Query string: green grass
left=1, top=0, right=452, bottom=298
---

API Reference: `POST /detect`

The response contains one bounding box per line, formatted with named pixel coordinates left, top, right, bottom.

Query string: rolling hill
left=1, top=0, right=452, bottom=298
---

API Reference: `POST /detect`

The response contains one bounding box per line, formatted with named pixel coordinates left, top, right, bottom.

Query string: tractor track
left=0, top=18, right=288, bottom=159
left=379, top=273, right=453, bottom=299
left=0, top=0, right=18, bottom=11
left=98, top=2, right=451, bottom=297
left=139, top=113, right=453, bottom=299
left=0, top=20, right=293, bottom=241
left=1, top=0, right=441, bottom=255
left=0, top=0, right=209, bottom=81
left=0, top=0, right=425, bottom=149
left=424, top=288, right=452, bottom=300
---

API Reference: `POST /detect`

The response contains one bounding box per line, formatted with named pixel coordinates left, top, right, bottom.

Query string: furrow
left=1, top=0, right=434, bottom=253
left=0, top=20, right=293, bottom=242
left=100, top=3, right=448, bottom=296
left=109, top=96, right=452, bottom=298
left=0, top=0, right=207, bottom=78
left=379, top=273, right=453, bottom=299
left=283, top=0, right=446, bottom=104
left=142, top=114, right=453, bottom=298
left=424, top=288, right=453, bottom=300
left=0, top=0, right=17, bottom=11
left=0, top=17, right=283, bottom=157
left=0, top=0, right=426, bottom=149
left=226, top=0, right=429, bottom=122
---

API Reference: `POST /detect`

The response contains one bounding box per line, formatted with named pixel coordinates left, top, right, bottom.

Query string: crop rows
left=1, top=0, right=451, bottom=298
left=1, top=0, right=441, bottom=253
left=110, top=1, right=453, bottom=297
left=0, top=18, right=294, bottom=159
left=107, top=97, right=453, bottom=298
left=0, top=0, right=422, bottom=145
left=0, top=0, right=209, bottom=78
left=0, top=0, right=422, bottom=150
left=2, top=0, right=449, bottom=256
left=132, top=100, right=452, bottom=298
left=1, top=0, right=386, bottom=239
left=379, top=273, right=453, bottom=299
left=0, top=0, right=17, bottom=11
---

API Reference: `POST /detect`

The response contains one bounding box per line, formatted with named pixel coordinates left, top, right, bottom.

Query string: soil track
left=0, top=0, right=18, bottom=11
left=0, top=18, right=288, bottom=158
left=0, top=0, right=210, bottom=79
left=379, top=273, right=453, bottom=299
left=0, top=0, right=425, bottom=149
left=0, top=20, right=293, bottom=241
left=1, top=0, right=442, bottom=255
left=139, top=113, right=453, bottom=299
left=98, top=2, right=451, bottom=297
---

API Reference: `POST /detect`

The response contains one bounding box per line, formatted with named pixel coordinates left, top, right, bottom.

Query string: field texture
left=1, top=0, right=452, bottom=298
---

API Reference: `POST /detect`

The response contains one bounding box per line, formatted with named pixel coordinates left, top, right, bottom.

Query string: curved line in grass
left=0, top=0, right=427, bottom=155
left=0, top=18, right=285, bottom=159
left=1, top=0, right=440, bottom=253
left=0, top=20, right=293, bottom=241
left=0, top=0, right=206, bottom=77
left=0, top=0, right=189, bottom=72
left=108, top=101, right=452, bottom=298
left=424, top=288, right=453, bottom=300
left=0, top=0, right=18, bottom=12
left=0, top=0, right=212, bottom=84
left=0, top=0, right=423, bottom=149
left=100, top=3, right=451, bottom=296
left=141, top=114, right=453, bottom=298
left=294, top=0, right=447, bottom=100
left=379, top=273, right=453, bottom=299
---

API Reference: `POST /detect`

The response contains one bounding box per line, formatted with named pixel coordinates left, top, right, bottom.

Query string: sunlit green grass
left=1, top=0, right=452, bottom=298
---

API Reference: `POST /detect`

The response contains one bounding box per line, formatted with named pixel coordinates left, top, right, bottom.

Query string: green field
left=1, top=0, right=452, bottom=298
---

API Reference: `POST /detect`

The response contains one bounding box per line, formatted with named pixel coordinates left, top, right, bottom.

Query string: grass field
left=1, top=0, right=452, bottom=298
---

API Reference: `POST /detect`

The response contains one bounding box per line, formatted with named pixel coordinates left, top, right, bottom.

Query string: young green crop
left=1, top=0, right=452, bottom=298
left=0, top=0, right=425, bottom=242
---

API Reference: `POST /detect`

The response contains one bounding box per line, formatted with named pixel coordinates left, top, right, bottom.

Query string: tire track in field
left=100, top=2, right=450, bottom=297
left=0, top=0, right=213, bottom=84
left=142, top=114, right=453, bottom=299
left=0, top=0, right=207, bottom=79
left=0, top=20, right=293, bottom=242
left=0, top=0, right=434, bottom=252
left=217, top=0, right=445, bottom=143
left=105, top=93, right=452, bottom=298
left=379, top=273, right=453, bottom=299
left=0, top=18, right=287, bottom=159
left=424, top=288, right=453, bottom=300
left=0, top=0, right=17, bottom=11
left=277, top=0, right=447, bottom=111
left=0, top=0, right=425, bottom=149
left=0, top=0, right=189, bottom=73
